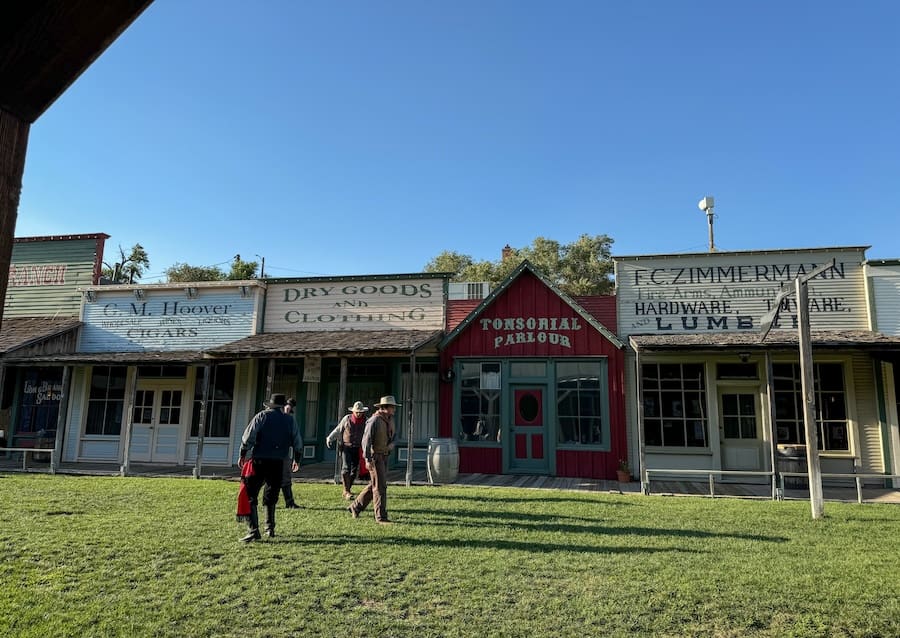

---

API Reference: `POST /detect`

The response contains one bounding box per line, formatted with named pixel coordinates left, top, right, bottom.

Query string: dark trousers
left=350, top=454, right=388, bottom=522
left=281, top=458, right=296, bottom=505
left=245, top=458, right=284, bottom=532
left=340, top=445, right=361, bottom=478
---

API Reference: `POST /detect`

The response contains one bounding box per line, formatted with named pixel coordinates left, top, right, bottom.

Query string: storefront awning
left=206, top=329, right=444, bottom=358
left=629, top=330, right=900, bottom=352
left=1, top=350, right=210, bottom=365
left=0, top=317, right=81, bottom=355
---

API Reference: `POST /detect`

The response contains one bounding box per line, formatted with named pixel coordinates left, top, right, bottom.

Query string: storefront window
left=459, top=361, right=501, bottom=442
left=85, top=366, right=127, bottom=436
left=773, top=362, right=849, bottom=451
left=641, top=363, right=708, bottom=447
left=16, top=367, right=63, bottom=436
left=556, top=360, right=605, bottom=445
left=396, top=363, right=438, bottom=442
left=191, top=365, right=235, bottom=438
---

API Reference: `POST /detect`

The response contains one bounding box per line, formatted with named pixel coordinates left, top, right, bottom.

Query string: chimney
left=501, top=244, right=513, bottom=260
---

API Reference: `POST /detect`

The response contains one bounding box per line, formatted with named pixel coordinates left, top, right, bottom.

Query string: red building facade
left=439, top=262, right=626, bottom=479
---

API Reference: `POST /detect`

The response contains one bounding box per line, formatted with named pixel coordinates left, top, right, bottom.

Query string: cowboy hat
left=263, top=393, right=288, bottom=409
left=374, top=395, right=402, bottom=407
left=347, top=401, right=369, bottom=413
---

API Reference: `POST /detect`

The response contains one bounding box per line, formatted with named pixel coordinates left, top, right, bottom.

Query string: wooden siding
left=446, top=299, right=480, bottom=331
left=851, top=352, right=884, bottom=473
left=445, top=271, right=622, bottom=358
left=63, top=366, right=87, bottom=463
left=79, top=288, right=258, bottom=352
left=264, top=277, right=446, bottom=332
left=869, top=265, right=900, bottom=335
left=440, top=270, right=627, bottom=478
left=5, top=236, right=105, bottom=317
left=616, top=247, right=869, bottom=337
left=459, top=446, right=502, bottom=474
left=573, top=295, right=617, bottom=333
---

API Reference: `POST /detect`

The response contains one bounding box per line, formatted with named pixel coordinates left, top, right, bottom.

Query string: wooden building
left=615, top=246, right=900, bottom=488
left=439, top=261, right=625, bottom=479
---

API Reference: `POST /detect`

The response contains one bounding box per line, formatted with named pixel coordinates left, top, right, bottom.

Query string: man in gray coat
left=238, top=393, right=304, bottom=542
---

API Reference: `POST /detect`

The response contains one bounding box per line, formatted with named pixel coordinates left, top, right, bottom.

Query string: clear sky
left=16, top=1, right=900, bottom=282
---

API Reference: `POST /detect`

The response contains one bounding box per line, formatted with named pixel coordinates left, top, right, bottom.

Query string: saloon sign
left=615, top=248, right=869, bottom=336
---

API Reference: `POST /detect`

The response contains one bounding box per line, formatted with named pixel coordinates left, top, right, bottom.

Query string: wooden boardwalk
left=3, top=457, right=899, bottom=504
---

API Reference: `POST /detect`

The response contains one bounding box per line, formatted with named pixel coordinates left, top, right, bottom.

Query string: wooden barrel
left=427, top=438, right=459, bottom=484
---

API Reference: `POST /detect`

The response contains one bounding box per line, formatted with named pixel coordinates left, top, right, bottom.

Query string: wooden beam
left=0, top=107, right=30, bottom=330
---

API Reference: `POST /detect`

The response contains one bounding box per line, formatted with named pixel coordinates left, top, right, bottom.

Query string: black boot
left=282, top=484, right=300, bottom=509
left=264, top=503, right=277, bottom=538
left=242, top=506, right=261, bottom=543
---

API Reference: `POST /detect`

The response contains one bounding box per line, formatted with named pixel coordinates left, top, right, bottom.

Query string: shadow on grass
left=394, top=491, right=634, bottom=506
left=387, top=508, right=787, bottom=542
left=263, top=532, right=710, bottom=555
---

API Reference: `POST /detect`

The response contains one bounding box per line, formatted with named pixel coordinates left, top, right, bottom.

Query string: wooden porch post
left=51, top=365, right=72, bottom=474
left=193, top=363, right=211, bottom=479
left=0, top=108, right=30, bottom=329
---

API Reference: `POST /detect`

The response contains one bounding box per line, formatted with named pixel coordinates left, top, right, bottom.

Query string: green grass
left=1, top=474, right=898, bottom=637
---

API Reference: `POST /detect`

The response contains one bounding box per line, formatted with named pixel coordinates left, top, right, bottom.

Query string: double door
left=129, top=383, right=184, bottom=463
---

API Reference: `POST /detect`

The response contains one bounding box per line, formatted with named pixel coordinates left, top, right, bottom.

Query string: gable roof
left=440, top=260, right=623, bottom=350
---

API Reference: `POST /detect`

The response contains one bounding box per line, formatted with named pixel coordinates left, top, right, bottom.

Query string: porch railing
left=0, top=447, right=56, bottom=474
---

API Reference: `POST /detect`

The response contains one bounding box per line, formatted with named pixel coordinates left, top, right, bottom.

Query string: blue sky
left=16, top=1, right=900, bottom=282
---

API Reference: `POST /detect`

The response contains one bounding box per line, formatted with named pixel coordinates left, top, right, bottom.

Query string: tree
left=227, top=255, right=258, bottom=280
left=102, top=244, right=150, bottom=283
left=164, top=255, right=259, bottom=283
left=423, top=234, right=614, bottom=295
left=165, top=263, right=226, bottom=282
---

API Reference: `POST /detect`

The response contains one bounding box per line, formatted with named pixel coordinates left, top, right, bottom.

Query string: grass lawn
left=1, top=474, right=898, bottom=637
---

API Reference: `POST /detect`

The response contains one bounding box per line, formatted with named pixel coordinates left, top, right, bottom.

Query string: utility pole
left=759, top=258, right=835, bottom=519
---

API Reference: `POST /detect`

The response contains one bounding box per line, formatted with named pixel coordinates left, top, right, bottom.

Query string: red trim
left=532, top=434, right=544, bottom=459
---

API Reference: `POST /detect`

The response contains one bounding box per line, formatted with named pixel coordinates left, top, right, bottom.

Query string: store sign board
left=615, top=249, right=868, bottom=336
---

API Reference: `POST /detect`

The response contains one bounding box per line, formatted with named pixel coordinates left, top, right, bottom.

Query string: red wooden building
left=439, top=261, right=626, bottom=479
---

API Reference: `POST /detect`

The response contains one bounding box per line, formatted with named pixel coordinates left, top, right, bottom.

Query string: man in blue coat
left=238, top=393, right=304, bottom=543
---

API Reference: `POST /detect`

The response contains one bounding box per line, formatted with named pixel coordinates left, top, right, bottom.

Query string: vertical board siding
left=459, top=446, right=502, bottom=474
left=870, top=267, right=900, bottom=335
left=851, top=352, right=884, bottom=473
left=63, top=367, right=87, bottom=462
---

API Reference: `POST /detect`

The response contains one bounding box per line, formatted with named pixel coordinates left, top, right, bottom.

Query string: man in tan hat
left=348, top=395, right=400, bottom=524
left=326, top=400, right=369, bottom=499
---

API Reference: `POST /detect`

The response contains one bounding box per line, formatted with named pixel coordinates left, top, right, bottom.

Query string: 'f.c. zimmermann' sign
left=264, top=277, right=446, bottom=332
left=615, top=249, right=869, bottom=335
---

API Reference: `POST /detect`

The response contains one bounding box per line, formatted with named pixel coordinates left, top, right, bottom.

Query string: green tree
left=165, top=263, right=225, bottom=282
left=102, top=244, right=150, bottom=283
left=424, top=234, right=614, bottom=295
left=227, top=255, right=258, bottom=280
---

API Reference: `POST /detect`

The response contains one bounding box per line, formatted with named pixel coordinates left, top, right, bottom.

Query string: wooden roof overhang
left=0, top=316, right=80, bottom=355
left=205, top=329, right=444, bottom=359
left=629, top=330, right=900, bottom=354
left=1, top=1, right=154, bottom=123
left=2, top=350, right=209, bottom=366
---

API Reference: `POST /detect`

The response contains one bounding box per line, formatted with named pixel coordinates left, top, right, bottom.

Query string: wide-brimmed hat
left=347, top=401, right=369, bottom=413
left=374, top=395, right=402, bottom=408
left=264, top=393, right=288, bottom=409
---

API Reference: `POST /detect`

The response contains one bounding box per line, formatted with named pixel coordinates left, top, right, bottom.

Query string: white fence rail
left=0, top=447, right=56, bottom=474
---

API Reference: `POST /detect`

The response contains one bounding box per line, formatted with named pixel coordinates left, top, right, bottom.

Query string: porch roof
left=0, top=317, right=81, bottom=354
left=1, top=350, right=208, bottom=365
left=629, top=329, right=900, bottom=351
left=205, top=329, right=444, bottom=358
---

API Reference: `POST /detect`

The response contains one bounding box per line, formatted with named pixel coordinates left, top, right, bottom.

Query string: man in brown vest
left=347, top=395, right=399, bottom=524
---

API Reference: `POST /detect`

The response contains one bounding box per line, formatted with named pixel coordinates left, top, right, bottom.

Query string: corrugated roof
left=206, top=329, right=443, bottom=357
